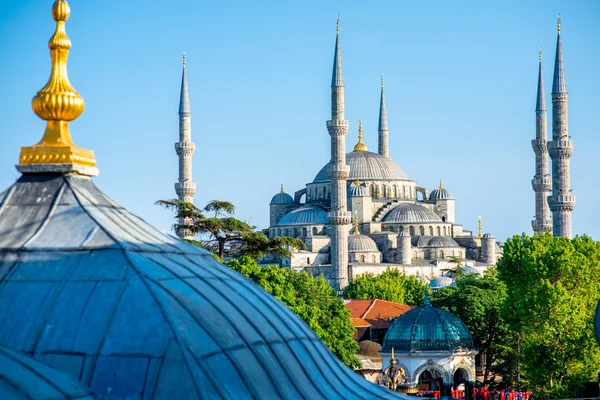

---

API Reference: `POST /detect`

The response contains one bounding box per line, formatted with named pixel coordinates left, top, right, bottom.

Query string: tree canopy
left=497, top=233, right=600, bottom=398
left=342, top=268, right=428, bottom=307
left=157, top=199, right=305, bottom=258
left=228, top=256, right=361, bottom=368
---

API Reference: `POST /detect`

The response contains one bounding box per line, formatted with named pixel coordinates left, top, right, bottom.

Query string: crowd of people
left=414, top=388, right=534, bottom=399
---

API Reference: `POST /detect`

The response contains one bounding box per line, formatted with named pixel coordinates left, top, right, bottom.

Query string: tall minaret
left=531, top=48, right=552, bottom=234
left=548, top=17, right=575, bottom=238
left=327, top=19, right=351, bottom=291
left=174, top=53, right=196, bottom=239
left=378, top=73, right=389, bottom=158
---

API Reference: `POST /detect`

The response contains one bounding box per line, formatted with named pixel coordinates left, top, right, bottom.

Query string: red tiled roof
left=345, top=299, right=412, bottom=329
left=350, top=318, right=371, bottom=327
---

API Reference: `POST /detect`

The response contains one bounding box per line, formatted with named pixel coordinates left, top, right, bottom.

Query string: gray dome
left=313, top=151, right=411, bottom=183
left=429, top=187, right=453, bottom=201
left=277, top=205, right=327, bottom=226
left=348, top=183, right=369, bottom=197
left=270, top=191, right=293, bottom=204
left=0, top=174, right=403, bottom=400
left=482, top=233, right=494, bottom=239
left=0, top=346, right=94, bottom=399
left=381, top=203, right=442, bottom=224
left=429, top=276, right=455, bottom=289
left=348, top=233, right=379, bottom=252
left=427, top=236, right=460, bottom=248
left=382, top=295, right=474, bottom=352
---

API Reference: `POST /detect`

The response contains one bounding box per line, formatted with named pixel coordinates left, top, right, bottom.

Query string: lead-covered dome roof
left=0, top=346, right=94, bottom=400
left=429, top=187, right=453, bottom=201
left=313, top=151, right=411, bottom=183
left=0, top=174, right=403, bottom=400
left=348, top=233, right=379, bottom=252
left=382, top=294, right=474, bottom=352
left=270, top=192, right=293, bottom=205
left=348, top=182, right=369, bottom=197
left=429, top=276, right=456, bottom=290
left=382, top=203, right=442, bottom=224
left=427, top=236, right=460, bottom=248
left=277, top=205, right=327, bottom=226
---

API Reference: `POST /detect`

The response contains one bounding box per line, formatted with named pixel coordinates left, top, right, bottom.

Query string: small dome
left=313, top=151, right=411, bottom=183
left=270, top=187, right=294, bottom=204
left=0, top=346, right=94, bottom=399
left=358, top=340, right=382, bottom=359
left=429, top=188, right=453, bottom=201
left=348, top=182, right=369, bottom=197
left=382, top=295, right=474, bottom=352
left=429, top=276, right=455, bottom=290
left=277, top=205, right=327, bottom=226
left=348, top=233, right=379, bottom=252
left=427, top=236, right=459, bottom=248
left=482, top=233, right=494, bottom=239
left=382, top=203, right=442, bottom=224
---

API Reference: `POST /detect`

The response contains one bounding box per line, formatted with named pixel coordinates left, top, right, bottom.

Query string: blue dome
left=270, top=192, right=293, bottom=204
left=314, top=151, right=411, bottom=183
left=0, top=346, right=94, bottom=399
left=382, top=296, right=474, bottom=352
left=348, top=234, right=379, bottom=252
left=429, top=276, right=456, bottom=290
left=348, top=183, right=369, bottom=197
left=277, top=205, right=327, bottom=226
left=429, top=187, right=453, bottom=201
left=0, top=174, right=403, bottom=399
left=382, top=203, right=442, bottom=224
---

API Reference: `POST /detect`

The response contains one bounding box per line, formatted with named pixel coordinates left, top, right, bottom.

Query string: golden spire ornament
left=280, top=184, right=284, bottom=193
left=352, top=215, right=360, bottom=235
left=353, top=120, right=368, bottom=152
left=439, top=179, right=443, bottom=189
left=19, top=0, right=97, bottom=176
left=478, top=216, right=482, bottom=238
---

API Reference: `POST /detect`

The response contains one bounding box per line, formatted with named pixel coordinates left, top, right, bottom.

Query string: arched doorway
left=417, top=368, right=443, bottom=391
left=453, top=367, right=469, bottom=389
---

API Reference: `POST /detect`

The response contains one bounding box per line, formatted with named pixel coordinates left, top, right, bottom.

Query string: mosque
left=264, top=22, right=501, bottom=290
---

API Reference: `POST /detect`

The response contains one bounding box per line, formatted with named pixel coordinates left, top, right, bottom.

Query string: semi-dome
left=270, top=192, right=293, bottom=204
left=313, top=151, right=411, bottom=183
left=381, top=203, right=442, bottom=224
left=382, top=294, right=474, bottom=352
left=427, top=236, right=459, bottom=248
left=277, top=205, right=327, bottom=226
left=348, top=182, right=370, bottom=197
left=348, top=233, right=379, bottom=252
left=429, top=276, right=456, bottom=290
left=429, top=187, right=453, bottom=201
left=0, top=346, right=94, bottom=400
left=445, top=266, right=480, bottom=277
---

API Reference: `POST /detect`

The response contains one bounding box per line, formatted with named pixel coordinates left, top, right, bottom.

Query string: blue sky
left=1, top=0, right=599, bottom=242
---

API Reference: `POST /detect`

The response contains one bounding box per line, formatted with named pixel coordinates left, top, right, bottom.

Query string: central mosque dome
left=313, top=151, right=411, bottom=183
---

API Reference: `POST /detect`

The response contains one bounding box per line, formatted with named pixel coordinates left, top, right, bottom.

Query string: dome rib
left=314, top=151, right=411, bottom=183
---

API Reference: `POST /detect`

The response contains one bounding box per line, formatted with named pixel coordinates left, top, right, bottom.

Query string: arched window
left=307, top=257, right=310, bottom=264
left=398, top=226, right=404, bottom=234
left=459, top=251, right=462, bottom=258
left=403, top=186, right=407, bottom=198
left=393, top=185, right=398, bottom=198
left=302, top=227, right=307, bottom=236
left=443, top=226, right=447, bottom=235
left=413, top=250, right=418, bottom=258
left=429, top=226, right=434, bottom=235
left=440, top=250, right=445, bottom=259
left=312, top=227, right=318, bottom=235
left=360, top=255, right=365, bottom=263
left=283, top=228, right=288, bottom=236
left=451, top=250, right=455, bottom=257
left=382, top=185, right=387, bottom=198
left=370, top=184, right=375, bottom=196
left=437, top=226, right=441, bottom=235
left=420, top=226, right=425, bottom=236
left=410, top=226, right=415, bottom=235
left=372, top=255, right=376, bottom=263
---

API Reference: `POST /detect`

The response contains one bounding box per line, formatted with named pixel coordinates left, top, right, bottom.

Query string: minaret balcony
left=174, top=142, right=196, bottom=156
left=548, top=140, right=573, bottom=159
left=326, top=120, right=349, bottom=136
left=548, top=194, right=576, bottom=211
left=531, top=177, right=552, bottom=191
left=531, top=139, right=548, bottom=152
left=531, top=219, right=552, bottom=233
left=175, top=181, right=196, bottom=198
left=327, top=211, right=351, bottom=225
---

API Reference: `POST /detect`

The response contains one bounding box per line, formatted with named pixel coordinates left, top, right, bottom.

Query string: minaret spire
left=548, top=16, right=575, bottom=238
left=174, top=52, right=196, bottom=239
left=378, top=73, right=389, bottom=158
left=327, top=18, right=351, bottom=291
left=532, top=48, right=552, bottom=234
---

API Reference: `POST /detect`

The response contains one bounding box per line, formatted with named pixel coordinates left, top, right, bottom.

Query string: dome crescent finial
left=439, top=179, right=443, bottom=189
left=280, top=184, right=284, bottom=193
left=353, top=120, right=368, bottom=152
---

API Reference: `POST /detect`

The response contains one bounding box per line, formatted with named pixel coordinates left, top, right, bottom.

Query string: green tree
left=343, top=268, right=428, bottom=307
left=497, top=233, right=600, bottom=398
left=431, top=270, right=510, bottom=384
left=157, top=199, right=304, bottom=258
left=228, top=256, right=361, bottom=368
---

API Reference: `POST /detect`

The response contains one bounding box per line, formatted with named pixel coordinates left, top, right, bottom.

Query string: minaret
left=378, top=73, right=389, bottom=158
left=548, top=17, right=575, bottom=238
left=531, top=48, right=552, bottom=234
left=327, top=19, right=351, bottom=291
left=174, top=53, right=196, bottom=239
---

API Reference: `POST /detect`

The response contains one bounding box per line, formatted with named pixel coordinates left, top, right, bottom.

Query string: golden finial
left=439, top=179, right=443, bottom=189
left=478, top=216, right=482, bottom=238
left=336, top=16, right=340, bottom=33
left=280, top=184, right=284, bottom=193
left=392, top=347, right=395, bottom=360
left=353, top=120, right=368, bottom=152
left=539, top=47, right=543, bottom=61
left=354, top=177, right=360, bottom=187
left=557, top=14, right=561, bottom=33
left=19, top=0, right=96, bottom=175
left=352, top=215, right=360, bottom=235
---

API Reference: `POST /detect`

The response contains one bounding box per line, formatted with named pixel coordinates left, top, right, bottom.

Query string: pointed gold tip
left=439, top=179, right=443, bottom=189
left=478, top=216, right=482, bottom=238
left=280, top=184, right=284, bottom=193
left=336, top=16, right=340, bottom=33
left=557, top=14, right=561, bottom=33
left=353, top=120, right=368, bottom=152
left=352, top=215, right=359, bottom=234
left=354, top=177, right=360, bottom=186
left=539, top=47, right=543, bottom=61
left=20, top=0, right=96, bottom=172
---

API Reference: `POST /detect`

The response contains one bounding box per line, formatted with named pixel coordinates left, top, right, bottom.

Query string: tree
left=228, top=256, right=361, bottom=368
left=497, top=233, right=600, bottom=398
left=157, top=199, right=305, bottom=258
left=343, top=268, right=428, bottom=307
left=431, top=270, right=510, bottom=384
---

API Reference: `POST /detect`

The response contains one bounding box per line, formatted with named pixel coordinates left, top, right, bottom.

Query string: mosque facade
left=265, top=23, right=500, bottom=290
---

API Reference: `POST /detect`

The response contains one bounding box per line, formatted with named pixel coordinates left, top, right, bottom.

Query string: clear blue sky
left=1, top=0, right=599, bottom=242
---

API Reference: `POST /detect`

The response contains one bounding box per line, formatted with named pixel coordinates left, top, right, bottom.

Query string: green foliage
left=431, top=269, right=510, bottom=383
left=342, top=268, right=428, bottom=306
left=497, top=233, right=600, bottom=398
left=227, top=256, right=361, bottom=368
left=157, top=198, right=305, bottom=258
